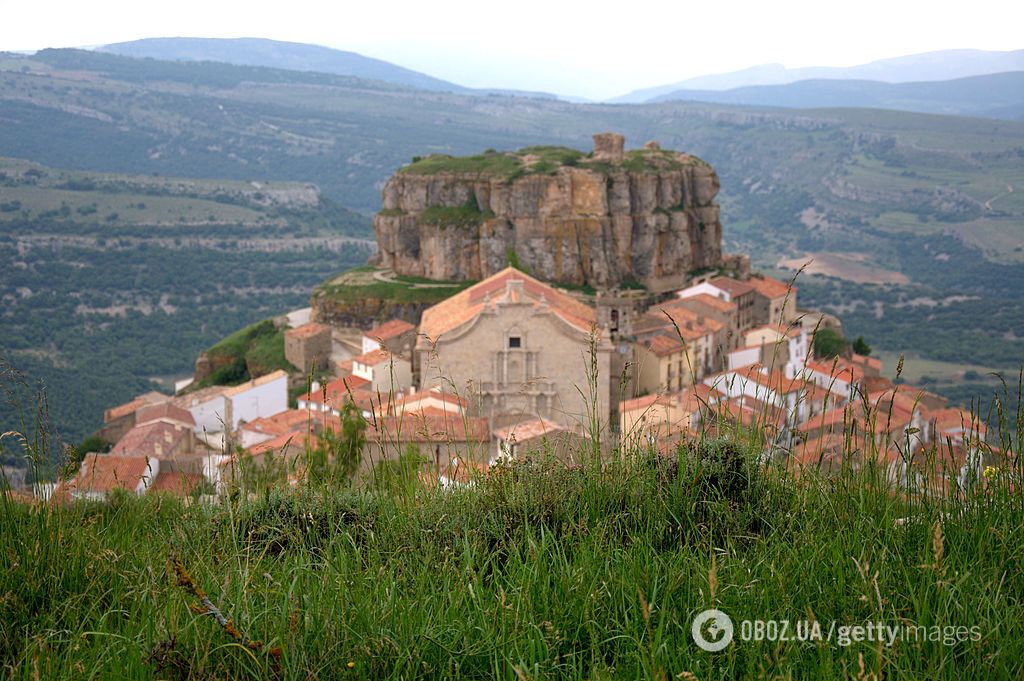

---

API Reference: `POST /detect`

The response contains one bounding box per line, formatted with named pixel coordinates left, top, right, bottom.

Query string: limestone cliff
left=372, top=134, right=724, bottom=293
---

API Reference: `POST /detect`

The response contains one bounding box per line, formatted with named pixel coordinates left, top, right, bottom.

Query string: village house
left=746, top=274, right=797, bottom=327
left=677, top=276, right=758, bottom=331
left=351, top=347, right=413, bottom=394
left=175, top=370, right=289, bottom=435
left=99, top=390, right=171, bottom=443
left=362, top=318, right=417, bottom=358
left=417, top=267, right=613, bottom=429
left=742, top=323, right=810, bottom=379
left=284, top=322, right=332, bottom=375
left=69, top=454, right=159, bottom=501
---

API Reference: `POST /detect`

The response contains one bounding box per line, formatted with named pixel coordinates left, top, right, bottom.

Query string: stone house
left=362, top=319, right=417, bottom=358
left=746, top=274, right=797, bottom=327
left=284, top=322, right=332, bottom=375
left=417, top=267, right=613, bottom=430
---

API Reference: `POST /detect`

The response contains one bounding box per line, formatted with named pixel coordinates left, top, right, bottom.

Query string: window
left=508, top=336, right=521, bottom=349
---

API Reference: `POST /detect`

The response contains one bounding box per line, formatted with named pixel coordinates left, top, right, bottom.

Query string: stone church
left=416, top=268, right=612, bottom=429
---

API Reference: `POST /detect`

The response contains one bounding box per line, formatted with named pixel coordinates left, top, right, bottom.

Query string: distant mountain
left=96, top=37, right=564, bottom=100
left=612, top=48, right=1024, bottom=102
left=98, top=37, right=467, bottom=92
left=645, top=71, right=1024, bottom=120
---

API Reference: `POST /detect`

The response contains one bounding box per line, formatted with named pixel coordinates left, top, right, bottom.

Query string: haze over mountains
left=612, top=48, right=1024, bottom=101
left=89, top=39, right=1024, bottom=119
left=98, top=37, right=561, bottom=100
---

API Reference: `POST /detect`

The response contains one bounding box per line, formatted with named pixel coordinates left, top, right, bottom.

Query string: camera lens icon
left=691, top=609, right=734, bottom=652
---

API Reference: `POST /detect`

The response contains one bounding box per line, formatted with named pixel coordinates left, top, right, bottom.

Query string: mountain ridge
left=611, top=48, right=1024, bottom=102
left=644, top=71, right=1024, bottom=120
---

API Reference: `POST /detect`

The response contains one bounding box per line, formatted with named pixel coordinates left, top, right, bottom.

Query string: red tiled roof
left=709, top=276, right=754, bottom=298
left=299, top=375, right=371, bottom=407
left=492, top=418, right=567, bottom=442
left=418, top=268, right=596, bottom=346
left=149, top=471, right=205, bottom=495
left=286, top=322, right=329, bottom=340
left=74, top=454, right=154, bottom=493
left=353, top=348, right=395, bottom=367
left=136, top=402, right=195, bottom=428
left=678, top=293, right=737, bottom=314
left=110, top=421, right=190, bottom=459
left=396, top=387, right=468, bottom=410
left=104, top=391, right=169, bottom=422
left=806, top=358, right=862, bottom=383
left=365, top=318, right=415, bottom=341
left=241, top=409, right=313, bottom=436
left=645, top=333, right=687, bottom=357
left=619, top=394, right=670, bottom=413
left=746, top=274, right=794, bottom=300
left=374, top=411, right=490, bottom=443
left=246, top=431, right=311, bottom=456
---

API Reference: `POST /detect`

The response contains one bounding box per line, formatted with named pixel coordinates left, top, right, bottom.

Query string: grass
left=3, top=428, right=1023, bottom=679
left=315, top=266, right=475, bottom=306
left=195, top=319, right=296, bottom=388
left=420, top=199, right=495, bottom=229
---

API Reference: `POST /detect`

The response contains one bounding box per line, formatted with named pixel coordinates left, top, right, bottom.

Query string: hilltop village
left=63, top=135, right=990, bottom=500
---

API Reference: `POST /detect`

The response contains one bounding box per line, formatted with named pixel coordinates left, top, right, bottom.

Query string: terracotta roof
left=374, top=412, right=490, bottom=443
left=286, top=322, right=330, bottom=340
left=660, top=303, right=725, bottom=334
left=619, top=394, right=670, bottom=413
left=110, top=421, right=190, bottom=459
left=806, top=359, right=863, bottom=383
left=849, top=353, right=882, bottom=372
left=735, top=365, right=801, bottom=394
left=709, top=276, right=754, bottom=298
left=417, top=268, right=596, bottom=347
left=932, top=408, right=987, bottom=436
left=104, top=391, right=169, bottom=422
left=240, top=409, right=312, bottom=436
left=74, top=454, right=154, bottom=493
left=394, top=387, right=468, bottom=412
left=365, top=318, right=415, bottom=341
left=223, top=370, right=288, bottom=398
left=136, top=402, right=195, bottom=428
left=299, top=375, right=371, bottom=407
left=645, top=333, right=688, bottom=357
left=677, top=293, right=737, bottom=314
left=353, top=348, right=396, bottom=367
left=492, top=418, right=567, bottom=442
left=746, top=322, right=802, bottom=341
left=746, top=274, right=793, bottom=300
left=246, top=431, right=311, bottom=456
left=149, top=471, right=205, bottom=495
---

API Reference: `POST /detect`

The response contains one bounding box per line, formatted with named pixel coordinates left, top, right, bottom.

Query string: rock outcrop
left=372, top=134, right=724, bottom=293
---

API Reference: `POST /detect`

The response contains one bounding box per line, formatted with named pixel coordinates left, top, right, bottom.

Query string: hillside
left=99, top=37, right=467, bottom=93
left=1, top=48, right=1023, bottom=430
left=612, top=47, right=1024, bottom=101
left=646, top=72, right=1024, bottom=120
left=0, top=158, right=372, bottom=443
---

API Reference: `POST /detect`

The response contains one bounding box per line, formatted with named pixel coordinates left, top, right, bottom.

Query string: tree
left=852, top=336, right=872, bottom=356
left=813, top=328, right=847, bottom=359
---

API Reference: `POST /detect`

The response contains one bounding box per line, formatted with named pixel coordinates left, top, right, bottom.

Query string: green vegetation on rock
left=420, top=199, right=494, bottom=229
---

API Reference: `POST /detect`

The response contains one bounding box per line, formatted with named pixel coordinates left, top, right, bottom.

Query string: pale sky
left=3, top=0, right=1022, bottom=99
